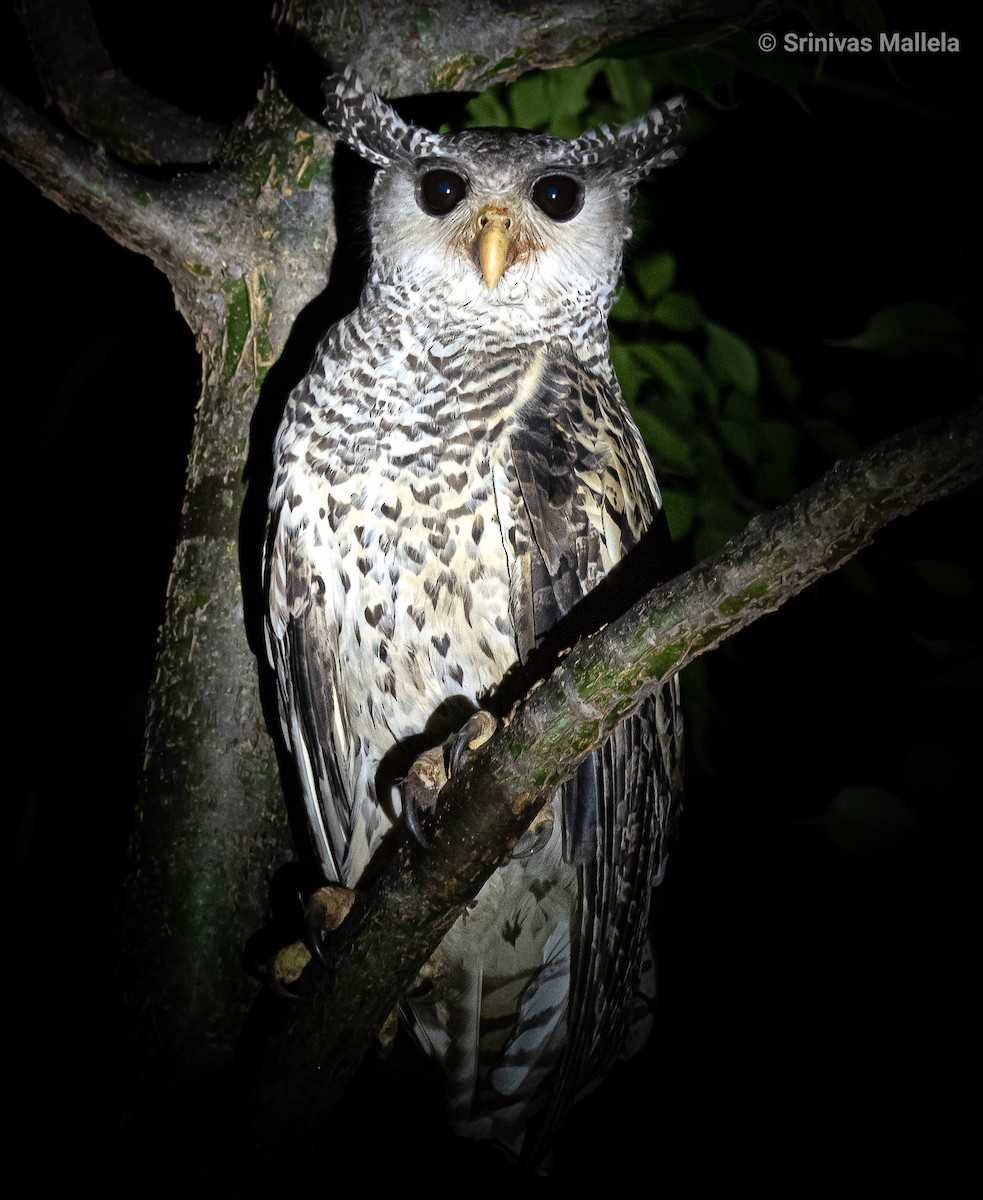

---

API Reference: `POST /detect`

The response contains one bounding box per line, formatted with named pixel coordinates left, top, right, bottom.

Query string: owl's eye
left=418, top=169, right=468, bottom=216
left=531, top=175, right=584, bottom=221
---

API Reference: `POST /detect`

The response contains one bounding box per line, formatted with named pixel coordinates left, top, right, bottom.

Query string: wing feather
left=507, top=352, right=682, bottom=1159
left=265, top=516, right=353, bottom=883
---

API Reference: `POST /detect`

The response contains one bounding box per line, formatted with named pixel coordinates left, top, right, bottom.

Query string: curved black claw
left=448, top=709, right=498, bottom=777
left=304, top=884, right=357, bottom=965
left=511, top=803, right=556, bottom=859
left=401, top=744, right=447, bottom=849
left=401, top=713, right=498, bottom=849
left=376, top=1008, right=399, bottom=1059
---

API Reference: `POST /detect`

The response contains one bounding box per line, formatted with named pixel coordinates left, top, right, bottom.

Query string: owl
left=265, top=69, right=685, bottom=1164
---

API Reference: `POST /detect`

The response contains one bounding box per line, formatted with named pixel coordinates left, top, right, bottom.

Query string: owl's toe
left=266, top=939, right=312, bottom=997
left=402, top=743, right=448, bottom=848
left=448, top=709, right=498, bottom=776
left=402, top=711, right=498, bottom=849
left=304, top=883, right=357, bottom=964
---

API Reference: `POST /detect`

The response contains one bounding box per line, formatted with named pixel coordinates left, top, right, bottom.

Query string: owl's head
left=323, top=70, right=684, bottom=313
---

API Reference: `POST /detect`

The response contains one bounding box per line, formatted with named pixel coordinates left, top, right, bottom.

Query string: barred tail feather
left=405, top=812, right=579, bottom=1159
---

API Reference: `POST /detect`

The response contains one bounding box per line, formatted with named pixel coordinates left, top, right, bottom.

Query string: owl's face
left=323, top=71, right=684, bottom=314
left=369, top=128, right=636, bottom=308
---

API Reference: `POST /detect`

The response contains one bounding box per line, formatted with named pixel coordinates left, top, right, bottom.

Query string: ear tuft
left=322, top=67, right=442, bottom=167
left=568, top=96, right=686, bottom=182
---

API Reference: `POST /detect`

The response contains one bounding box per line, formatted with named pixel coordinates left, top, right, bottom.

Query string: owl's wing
left=265, top=512, right=353, bottom=883
left=506, top=353, right=683, bottom=1156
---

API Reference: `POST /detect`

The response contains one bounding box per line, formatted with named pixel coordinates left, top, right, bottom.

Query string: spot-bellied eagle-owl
left=265, top=69, right=684, bottom=1164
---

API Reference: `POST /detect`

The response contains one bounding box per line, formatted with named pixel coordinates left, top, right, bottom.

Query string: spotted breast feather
left=264, top=68, right=685, bottom=1167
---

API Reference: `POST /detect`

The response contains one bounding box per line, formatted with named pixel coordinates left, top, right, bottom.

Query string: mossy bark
left=123, top=330, right=291, bottom=1063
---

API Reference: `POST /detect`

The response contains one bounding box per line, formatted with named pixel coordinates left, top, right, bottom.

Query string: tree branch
left=281, top=0, right=785, bottom=94
left=0, top=82, right=227, bottom=268
left=0, top=74, right=336, bottom=343
left=253, top=399, right=982, bottom=1142
left=17, top=0, right=227, bottom=164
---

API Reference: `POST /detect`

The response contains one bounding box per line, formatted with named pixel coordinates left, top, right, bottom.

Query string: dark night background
left=5, top=1, right=978, bottom=1190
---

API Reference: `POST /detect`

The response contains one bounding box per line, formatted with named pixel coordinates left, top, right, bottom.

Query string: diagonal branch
left=1, top=74, right=334, bottom=329
left=0, top=83, right=230, bottom=269
left=252, top=399, right=981, bottom=1143
left=17, top=0, right=227, bottom=164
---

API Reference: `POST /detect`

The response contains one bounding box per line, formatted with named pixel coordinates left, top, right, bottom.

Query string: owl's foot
left=267, top=939, right=312, bottom=998
left=305, top=882, right=357, bottom=964
left=403, top=710, right=498, bottom=849
left=402, top=744, right=447, bottom=848
left=376, top=1007, right=399, bottom=1058
left=449, top=708, right=498, bottom=775
left=512, top=802, right=555, bottom=858
left=408, top=943, right=466, bottom=1003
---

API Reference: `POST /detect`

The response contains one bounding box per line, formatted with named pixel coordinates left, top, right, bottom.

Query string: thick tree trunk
left=122, top=328, right=291, bottom=1062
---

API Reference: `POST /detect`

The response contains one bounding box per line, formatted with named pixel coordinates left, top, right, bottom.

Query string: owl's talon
left=448, top=710, right=498, bottom=776
left=511, top=803, right=555, bottom=859
left=376, top=1007, right=399, bottom=1058
left=402, top=743, right=448, bottom=848
left=402, top=715, right=497, bottom=847
left=267, top=939, right=312, bottom=997
left=405, top=800, right=433, bottom=849
left=408, top=944, right=461, bottom=1002
left=304, top=883, right=357, bottom=963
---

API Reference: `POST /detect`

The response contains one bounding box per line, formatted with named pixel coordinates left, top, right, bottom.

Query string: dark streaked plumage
left=265, top=69, right=684, bottom=1163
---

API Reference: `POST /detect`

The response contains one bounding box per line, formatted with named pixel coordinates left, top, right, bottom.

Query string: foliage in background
left=457, top=45, right=977, bottom=838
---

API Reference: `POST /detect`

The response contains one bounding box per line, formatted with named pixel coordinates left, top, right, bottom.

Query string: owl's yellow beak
left=476, top=209, right=512, bottom=289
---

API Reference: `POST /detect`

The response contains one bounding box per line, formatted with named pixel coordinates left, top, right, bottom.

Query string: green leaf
left=659, top=387, right=695, bottom=426
left=718, top=417, right=759, bottom=467
left=692, top=471, right=748, bottom=558
left=612, top=288, right=643, bottom=323
left=692, top=524, right=732, bottom=562
left=548, top=114, right=584, bottom=139
left=636, top=342, right=718, bottom=404
left=725, top=32, right=807, bottom=106
left=759, top=346, right=802, bottom=402
left=829, top=302, right=963, bottom=357
left=609, top=341, right=644, bottom=405
left=722, top=390, right=760, bottom=423
left=545, top=63, right=597, bottom=121
left=693, top=433, right=742, bottom=503
left=664, top=49, right=743, bottom=109
left=600, top=57, right=654, bottom=117
left=632, top=250, right=676, bottom=300
left=464, top=90, right=510, bottom=128
left=706, top=322, right=759, bottom=394
left=507, top=73, right=552, bottom=128
left=632, top=409, right=694, bottom=470
left=757, top=418, right=801, bottom=500
left=756, top=416, right=798, bottom=469
left=652, top=292, right=702, bottom=332
left=661, top=489, right=696, bottom=539
left=495, top=64, right=599, bottom=132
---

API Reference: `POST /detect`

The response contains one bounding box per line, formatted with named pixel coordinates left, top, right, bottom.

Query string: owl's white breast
left=288, top=334, right=558, bottom=878
left=271, top=273, right=617, bottom=880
